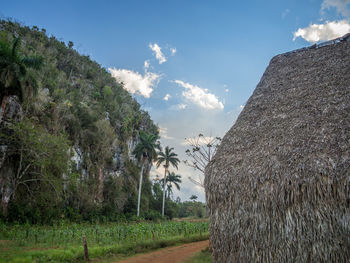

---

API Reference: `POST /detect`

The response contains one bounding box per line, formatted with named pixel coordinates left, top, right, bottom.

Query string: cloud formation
left=178, top=103, right=187, bottom=110
left=144, top=60, right=150, bottom=70
left=293, top=20, right=350, bottom=42
left=149, top=106, right=242, bottom=201
left=174, top=80, right=224, bottom=110
left=163, top=93, right=171, bottom=101
left=169, top=103, right=187, bottom=110
left=109, top=68, right=160, bottom=98
left=282, top=8, right=290, bottom=19
left=149, top=43, right=166, bottom=64
left=158, top=126, right=174, bottom=140
left=321, top=0, right=350, bottom=17
left=170, top=48, right=177, bottom=55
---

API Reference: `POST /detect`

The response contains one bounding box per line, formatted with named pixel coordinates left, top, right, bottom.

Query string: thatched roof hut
left=205, top=35, right=350, bottom=262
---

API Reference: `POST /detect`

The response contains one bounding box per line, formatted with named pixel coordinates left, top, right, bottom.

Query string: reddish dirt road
left=116, top=240, right=209, bottom=263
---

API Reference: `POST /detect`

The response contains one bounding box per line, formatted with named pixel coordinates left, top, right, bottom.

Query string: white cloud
left=144, top=60, right=150, bottom=70
left=109, top=68, right=160, bottom=98
left=173, top=80, right=224, bottom=110
left=321, top=0, right=350, bottom=17
left=149, top=43, right=166, bottom=64
left=159, top=126, right=174, bottom=140
left=239, top=105, right=245, bottom=110
left=293, top=20, right=350, bottom=42
left=225, top=88, right=229, bottom=92
left=282, top=8, right=290, bottom=18
left=170, top=48, right=177, bottom=55
left=178, top=103, right=187, bottom=110
left=163, top=93, right=171, bottom=101
left=169, top=103, right=187, bottom=110
left=149, top=106, right=242, bottom=201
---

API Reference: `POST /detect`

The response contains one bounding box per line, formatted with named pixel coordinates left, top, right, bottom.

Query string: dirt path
left=115, top=240, right=209, bottom=263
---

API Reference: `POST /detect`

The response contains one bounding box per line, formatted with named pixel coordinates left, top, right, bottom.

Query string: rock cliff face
left=0, top=93, right=145, bottom=211
left=205, top=37, right=350, bottom=262
left=0, top=96, right=23, bottom=124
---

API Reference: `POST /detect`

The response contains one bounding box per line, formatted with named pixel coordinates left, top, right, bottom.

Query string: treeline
left=0, top=20, right=205, bottom=224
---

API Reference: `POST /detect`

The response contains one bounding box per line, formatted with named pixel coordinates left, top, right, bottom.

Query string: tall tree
left=156, top=146, right=180, bottom=217
left=133, top=131, right=159, bottom=217
left=190, top=195, right=198, bottom=201
left=0, top=37, right=42, bottom=105
left=0, top=119, right=69, bottom=216
left=164, top=172, right=182, bottom=199
left=184, top=134, right=221, bottom=188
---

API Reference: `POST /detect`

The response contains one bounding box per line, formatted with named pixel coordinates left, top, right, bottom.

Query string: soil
left=0, top=240, right=11, bottom=251
left=0, top=240, right=10, bottom=245
left=116, top=240, right=209, bottom=263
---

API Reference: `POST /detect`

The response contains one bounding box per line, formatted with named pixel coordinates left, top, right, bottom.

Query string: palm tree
left=164, top=172, right=182, bottom=199
left=0, top=37, right=43, bottom=104
left=133, top=131, right=159, bottom=217
left=156, top=146, right=180, bottom=217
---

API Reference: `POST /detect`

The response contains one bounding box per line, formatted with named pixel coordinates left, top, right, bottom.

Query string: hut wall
left=205, top=40, right=350, bottom=262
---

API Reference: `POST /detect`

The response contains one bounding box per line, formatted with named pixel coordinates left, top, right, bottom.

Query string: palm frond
left=133, top=131, right=159, bottom=163
left=11, top=37, right=21, bottom=57
left=157, top=146, right=180, bottom=170
left=22, top=56, right=43, bottom=70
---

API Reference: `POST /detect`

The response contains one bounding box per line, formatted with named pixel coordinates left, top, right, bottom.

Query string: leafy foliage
left=0, top=20, right=160, bottom=223
left=156, top=146, right=180, bottom=217
left=132, top=131, right=159, bottom=217
left=0, top=35, right=43, bottom=102
left=0, top=221, right=209, bottom=263
left=0, top=119, right=70, bottom=222
left=164, top=172, right=182, bottom=199
left=156, top=146, right=180, bottom=169
left=133, top=131, right=159, bottom=162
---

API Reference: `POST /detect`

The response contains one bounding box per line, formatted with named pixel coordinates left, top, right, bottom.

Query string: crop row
left=0, top=221, right=209, bottom=247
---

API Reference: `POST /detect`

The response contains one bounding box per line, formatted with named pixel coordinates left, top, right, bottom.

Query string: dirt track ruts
left=115, top=240, right=209, bottom=263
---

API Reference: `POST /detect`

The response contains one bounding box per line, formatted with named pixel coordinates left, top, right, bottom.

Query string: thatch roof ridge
left=205, top=38, right=350, bottom=262
left=277, top=32, right=350, bottom=58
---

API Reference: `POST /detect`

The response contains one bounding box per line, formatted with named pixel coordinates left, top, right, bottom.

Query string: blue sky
left=2, top=0, right=350, bottom=201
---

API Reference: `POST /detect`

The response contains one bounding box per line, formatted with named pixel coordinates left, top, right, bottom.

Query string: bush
left=143, top=210, right=162, bottom=221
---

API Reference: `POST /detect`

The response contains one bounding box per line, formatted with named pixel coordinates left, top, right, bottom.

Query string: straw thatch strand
left=205, top=38, right=350, bottom=262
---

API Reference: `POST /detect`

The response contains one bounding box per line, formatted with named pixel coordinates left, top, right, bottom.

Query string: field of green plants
left=0, top=221, right=209, bottom=263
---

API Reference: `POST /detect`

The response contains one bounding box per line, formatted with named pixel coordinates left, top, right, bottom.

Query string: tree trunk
left=162, top=168, right=167, bottom=217
left=97, top=166, right=104, bottom=203
left=0, top=164, right=15, bottom=217
left=1, top=185, right=12, bottom=217
left=137, top=161, right=144, bottom=217
left=1, top=198, right=9, bottom=217
left=0, top=95, right=8, bottom=122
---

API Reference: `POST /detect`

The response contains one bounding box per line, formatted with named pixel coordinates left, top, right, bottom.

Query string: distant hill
left=0, top=19, right=159, bottom=223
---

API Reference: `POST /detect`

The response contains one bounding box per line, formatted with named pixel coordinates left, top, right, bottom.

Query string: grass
left=185, top=247, right=212, bottom=263
left=0, top=221, right=209, bottom=263
left=0, top=233, right=209, bottom=263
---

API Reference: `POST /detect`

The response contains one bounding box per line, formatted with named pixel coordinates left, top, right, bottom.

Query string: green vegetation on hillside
left=0, top=20, right=207, bottom=225
left=0, top=19, right=160, bottom=223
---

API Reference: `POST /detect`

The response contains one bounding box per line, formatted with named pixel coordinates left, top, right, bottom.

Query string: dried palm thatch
left=205, top=35, right=350, bottom=262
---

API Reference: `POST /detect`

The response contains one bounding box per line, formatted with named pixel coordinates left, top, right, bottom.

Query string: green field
left=0, top=221, right=209, bottom=263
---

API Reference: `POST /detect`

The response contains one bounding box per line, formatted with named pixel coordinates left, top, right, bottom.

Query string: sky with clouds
left=2, top=0, right=350, bottom=202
